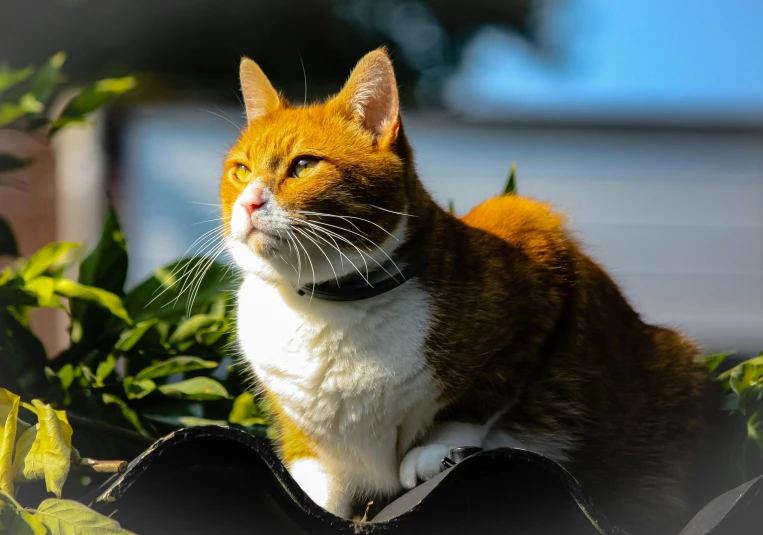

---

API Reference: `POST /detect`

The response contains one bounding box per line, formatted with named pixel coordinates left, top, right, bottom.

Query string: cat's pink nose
left=239, top=187, right=266, bottom=216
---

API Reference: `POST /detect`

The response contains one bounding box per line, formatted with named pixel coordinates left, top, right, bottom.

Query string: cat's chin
left=227, top=239, right=286, bottom=284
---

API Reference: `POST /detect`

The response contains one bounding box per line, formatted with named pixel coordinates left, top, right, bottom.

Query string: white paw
left=399, top=444, right=450, bottom=490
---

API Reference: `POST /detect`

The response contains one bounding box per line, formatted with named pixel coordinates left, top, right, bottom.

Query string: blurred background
left=1, top=0, right=762, bottom=356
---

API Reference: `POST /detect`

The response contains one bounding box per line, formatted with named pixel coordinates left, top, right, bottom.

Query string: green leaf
left=95, top=355, right=117, bottom=386
left=135, top=356, right=218, bottom=382
left=52, top=77, right=137, bottom=132
left=168, top=314, right=220, bottom=347
left=12, top=510, right=48, bottom=535
left=503, top=163, right=517, bottom=196
left=113, top=319, right=158, bottom=352
left=0, top=94, right=43, bottom=128
left=0, top=154, right=33, bottom=175
left=20, top=242, right=80, bottom=281
left=57, top=364, right=75, bottom=390
left=196, top=326, right=227, bottom=346
left=52, top=279, right=132, bottom=324
left=229, top=393, right=268, bottom=427
left=0, top=218, right=18, bottom=258
left=208, top=292, right=229, bottom=319
left=71, top=208, right=129, bottom=343
left=704, top=352, right=734, bottom=374
left=33, top=498, right=136, bottom=534
left=0, top=64, right=33, bottom=96
left=123, top=377, right=156, bottom=400
left=1, top=487, right=47, bottom=535
left=725, top=356, right=763, bottom=396
left=23, top=276, right=64, bottom=309
left=0, top=389, right=20, bottom=496
left=447, top=199, right=455, bottom=215
left=158, top=377, right=230, bottom=401
left=101, top=394, right=149, bottom=436
left=124, top=258, right=236, bottom=324
left=28, top=52, right=66, bottom=106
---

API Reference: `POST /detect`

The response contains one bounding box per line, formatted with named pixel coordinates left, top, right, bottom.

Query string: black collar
left=297, top=251, right=426, bottom=302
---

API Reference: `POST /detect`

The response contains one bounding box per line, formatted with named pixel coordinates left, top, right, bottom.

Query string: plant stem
left=76, top=458, right=129, bottom=474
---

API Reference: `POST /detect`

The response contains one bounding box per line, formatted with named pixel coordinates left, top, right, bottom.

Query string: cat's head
left=221, top=49, right=413, bottom=286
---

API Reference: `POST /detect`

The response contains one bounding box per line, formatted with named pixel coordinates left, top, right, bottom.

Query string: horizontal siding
left=406, top=116, right=763, bottom=355
left=120, top=107, right=763, bottom=356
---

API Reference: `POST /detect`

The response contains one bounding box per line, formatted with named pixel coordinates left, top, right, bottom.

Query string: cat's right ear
left=239, top=58, right=281, bottom=123
left=336, top=48, right=400, bottom=142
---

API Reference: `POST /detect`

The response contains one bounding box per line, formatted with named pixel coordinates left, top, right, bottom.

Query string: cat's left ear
left=240, top=57, right=281, bottom=123
left=337, top=48, right=400, bottom=142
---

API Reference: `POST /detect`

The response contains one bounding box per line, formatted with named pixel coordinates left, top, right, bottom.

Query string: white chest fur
left=236, top=274, right=439, bottom=493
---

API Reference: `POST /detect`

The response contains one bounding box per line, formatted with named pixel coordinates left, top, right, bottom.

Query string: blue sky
left=444, top=0, right=763, bottom=122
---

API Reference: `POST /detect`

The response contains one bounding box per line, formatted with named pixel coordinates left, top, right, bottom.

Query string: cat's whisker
left=300, top=218, right=403, bottom=280
left=307, top=224, right=344, bottom=268
left=290, top=231, right=316, bottom=301
left=286, top=231, right=303, bottom=285
left=186, top=244, right=228, bottom=316
left=180, top=240, right=229, bottom=312
left=305, top=222, right=401, bottom=284
left=199, top=108, right=243, bottom=132
left=191, top=244, right=228, bottom=314
left=191, top=217, right=228, bottom=226
left=294, top=210, right=369, bottom=237
left=300, top=226, right=370, bottom=286
left=367, top=204, right=416, bottom=218
left=278, top=253, right=299, bottom=277
left=146, top=225, right=227, bottom=306
left=169, top=240, right=228, bottom=312
left=292, top=219, right=372, bottom=284
left=296, top=210, right=398, bottom=241
left=294, top=227, right=340, bottom=286
left=298, top=51, right=308, bottom=107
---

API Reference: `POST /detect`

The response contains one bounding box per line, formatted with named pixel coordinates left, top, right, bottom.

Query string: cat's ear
left=337, top=48, right=400, bottom=141
left=239, top=57, right=281, bottom=122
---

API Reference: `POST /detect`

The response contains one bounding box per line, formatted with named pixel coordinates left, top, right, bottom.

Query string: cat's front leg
left=399, top=421, right=489, bottom=489
left=288, top=456, right=354, bottom=518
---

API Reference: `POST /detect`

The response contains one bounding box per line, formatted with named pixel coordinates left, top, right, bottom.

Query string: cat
left=221, top=48, right=718, bottom=531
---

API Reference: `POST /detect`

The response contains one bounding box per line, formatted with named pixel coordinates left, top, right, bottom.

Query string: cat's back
left=460, top=194, right=574, bottom=268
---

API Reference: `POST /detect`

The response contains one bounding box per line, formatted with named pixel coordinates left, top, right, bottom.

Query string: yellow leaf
left=34, top=498, right=137, bottom=534
left=0, top=389, right=20, bottom=496
left=14, top=510, right=47, bottom=535
left=11, top=425, right=42, bottom=485
left=29, top=400, right=73, bottom=498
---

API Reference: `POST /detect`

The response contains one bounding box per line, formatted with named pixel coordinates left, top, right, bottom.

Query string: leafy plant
left=0, top=52, right=136, bottom=174
left=446, top=163, right=518, bottom=215
left=707, top=351, right=763, bottom=480
left=503, top=162, right=517, bottom=196
left=0, top=388, right=135, bottom=534
left=0, top=53, right=266, bottom=456
left=0, top=207, right=264, bottom=450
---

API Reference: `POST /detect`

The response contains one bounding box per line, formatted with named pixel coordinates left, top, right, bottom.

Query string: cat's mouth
left=243, top=226, right=283, bottom=255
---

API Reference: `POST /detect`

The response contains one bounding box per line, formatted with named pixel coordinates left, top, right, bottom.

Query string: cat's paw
left=399, top=444, right=450, bottom=490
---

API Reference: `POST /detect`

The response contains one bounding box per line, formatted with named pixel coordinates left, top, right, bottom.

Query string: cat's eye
left=234, top=164, right=251, bottom=182
left=290, top=156, right=319, bottom=178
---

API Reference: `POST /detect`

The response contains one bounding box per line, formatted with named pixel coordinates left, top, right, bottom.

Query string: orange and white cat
left=221, top=49, right=717, bottom=530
